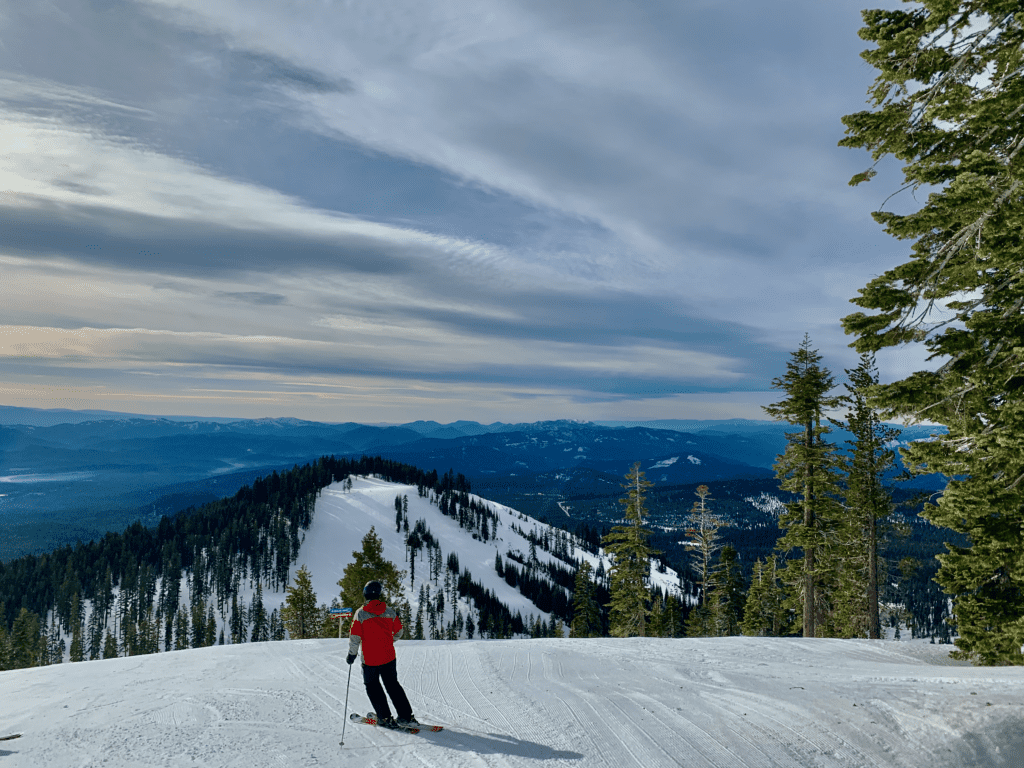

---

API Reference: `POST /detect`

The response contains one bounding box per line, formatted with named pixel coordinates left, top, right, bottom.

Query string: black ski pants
left=362, top=659, right=412, bottom=721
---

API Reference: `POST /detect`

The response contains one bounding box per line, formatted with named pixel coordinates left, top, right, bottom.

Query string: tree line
left=0, top=456, right=466, bottom=670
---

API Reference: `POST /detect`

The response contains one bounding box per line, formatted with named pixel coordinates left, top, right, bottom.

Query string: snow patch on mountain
left=746, top=492, right=787, bottom=517
left=649, top=456, right=679, bottom=469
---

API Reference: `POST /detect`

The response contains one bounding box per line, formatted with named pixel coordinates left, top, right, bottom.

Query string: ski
left=0, top=734, right=21, bottom=742
left=347, top=712, right=444, bottom=733
left=349, top=712, right=420, bottom=734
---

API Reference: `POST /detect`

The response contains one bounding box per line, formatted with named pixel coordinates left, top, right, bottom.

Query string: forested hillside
left=0, top=456, right=451, bottom=667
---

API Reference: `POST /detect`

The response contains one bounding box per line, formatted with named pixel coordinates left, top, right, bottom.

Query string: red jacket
left=348, top=600, right=403, bottom=666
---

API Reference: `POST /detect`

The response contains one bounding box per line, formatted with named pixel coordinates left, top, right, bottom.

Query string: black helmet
left=363, top=580, right=383, bottom=602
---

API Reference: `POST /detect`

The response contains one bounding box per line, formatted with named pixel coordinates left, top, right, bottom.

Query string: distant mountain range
left=0, top=405, right=947, bottom=560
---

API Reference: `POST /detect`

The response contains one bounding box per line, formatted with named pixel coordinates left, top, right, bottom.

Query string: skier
left=346, top=579, right=418, bottom=730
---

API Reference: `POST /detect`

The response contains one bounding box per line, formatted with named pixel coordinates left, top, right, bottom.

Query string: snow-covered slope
left=3, top=636, right=1023, bottom=767
left=260, top=475, right=684, bottom=630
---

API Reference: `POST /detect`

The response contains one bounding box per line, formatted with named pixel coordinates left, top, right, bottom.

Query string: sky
left=0, top=0, right=926, bottom=424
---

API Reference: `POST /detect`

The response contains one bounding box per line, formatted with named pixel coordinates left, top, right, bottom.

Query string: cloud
left=0, top=0, right=918, bottom=421
left=215, top=291, right=287, bottom=306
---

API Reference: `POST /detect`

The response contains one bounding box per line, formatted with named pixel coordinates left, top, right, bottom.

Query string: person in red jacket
left=346, top=580, right=417, bottom=729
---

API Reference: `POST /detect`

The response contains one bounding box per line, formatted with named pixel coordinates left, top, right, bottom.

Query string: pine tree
left=10, top=608, right=40, bottom=669
left=190, top=599, right=206, bottom=649
left=269, top=608, right=286, bottom=641
left=832, top=353, right=900, bottom=639
left=839, top=2, right=1024, bottom=665
left=250, top=583, right=269, bottom=643
left=401, top=602, right=413, bottom=638
left=205, top=606, right=217, bottom=647
left=683, top=485, right=728, bottom=608
left=69, top=620, right=84, bottom=663
left=230, top=593, right=247, bottom=644
left=0, top=621, right=10, bottom=671
left=318, top=601, right=339, bottom=639
left=337, top=527, right=407, bottom=629
left=570, top=560, right=601, bottom=638
left=102, top=631, right=118, bottom=659
left=708, top=546, right=746, bottom=637
left=663, top=594, right=682, bottom=638
left=87, top=605, right=104, bottom=661
left=603, top=463, right=655, bottom=637
left=67, top=591, right=85, bottom=662
left=763, top=335, right=843, bottom=637
left=648, top=592, right=666, bottom=637
left=684, top=603, right=715, bottom=638
left=174, top=605, right=190, bottom=650
left=281, top=564, right=319, bottom=640
left=741, top=556, right=788, bottom=637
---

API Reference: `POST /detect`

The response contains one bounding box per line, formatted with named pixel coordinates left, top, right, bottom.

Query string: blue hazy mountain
left=0, top=408, right=946, bottom=560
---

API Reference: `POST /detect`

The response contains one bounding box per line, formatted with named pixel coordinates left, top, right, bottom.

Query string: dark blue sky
left=0, top=0, right=924, bottom=422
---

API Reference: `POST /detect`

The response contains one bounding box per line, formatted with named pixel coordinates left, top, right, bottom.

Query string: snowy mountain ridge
left=268, top=475, right=685, bottom=637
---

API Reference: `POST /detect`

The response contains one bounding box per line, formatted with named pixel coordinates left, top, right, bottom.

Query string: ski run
left=1, top=477, right=1023, bottom=766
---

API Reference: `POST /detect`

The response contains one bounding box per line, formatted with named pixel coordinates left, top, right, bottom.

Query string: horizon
left=0, top=402, right=940, bottom=430
left=0, top=402, right=779, bottom=427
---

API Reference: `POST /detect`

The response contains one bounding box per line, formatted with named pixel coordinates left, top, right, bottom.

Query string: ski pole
left=340, top=660, right=353, bottom=747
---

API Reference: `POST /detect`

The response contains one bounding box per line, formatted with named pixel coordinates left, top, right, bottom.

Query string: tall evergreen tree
left=87, top=605, right=104, bottom=661
left=603, top=463, right=655, bottom=637
left=10, top=608, right=40, bottom=669
left=269, top=608, right=286, bottom=641
left=0, top=621, right=10, bottom=671
left=663, top=594, right=682, bottom=638
left=281, top=564, right=319, bottom=640
left=763, top=335, right=843, bottom=637
left=832, top=354, right=901, bottom=639
left=250, top=583, right=269, bottom=643
left=68, top=592, right=85, bottom=663
left=174, top=605, right=190, bottom=650
left=102, top=631, right=118, bottom=659
left=190, top=599, right=207, bottom=649
left=570, top=560, right=601, bottom=638
left=839, top=2, right=1024, bottom=665
left=708, top=546, right=746, bottom=637
left=684, top=485, right=728, bottom=608
left=204, top=605, right=217, bottom=647
left=648, top=592, right=666, bottom=637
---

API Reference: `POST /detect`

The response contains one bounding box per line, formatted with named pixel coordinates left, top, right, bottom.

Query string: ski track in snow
left=5, top=637, right=1024, bottom=768
left=5, top=478, right=1024, bottom=767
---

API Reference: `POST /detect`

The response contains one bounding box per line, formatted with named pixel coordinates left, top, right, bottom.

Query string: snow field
left=2, top=635, right=1024, bottom=767
left=290, top=476, right=684, bottom=630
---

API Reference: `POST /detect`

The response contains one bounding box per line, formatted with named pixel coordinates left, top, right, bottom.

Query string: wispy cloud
left=0, top=0, right=911, bottom=420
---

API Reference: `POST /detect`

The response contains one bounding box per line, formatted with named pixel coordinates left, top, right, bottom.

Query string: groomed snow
left=3, top=636, right=1024, bottom=767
